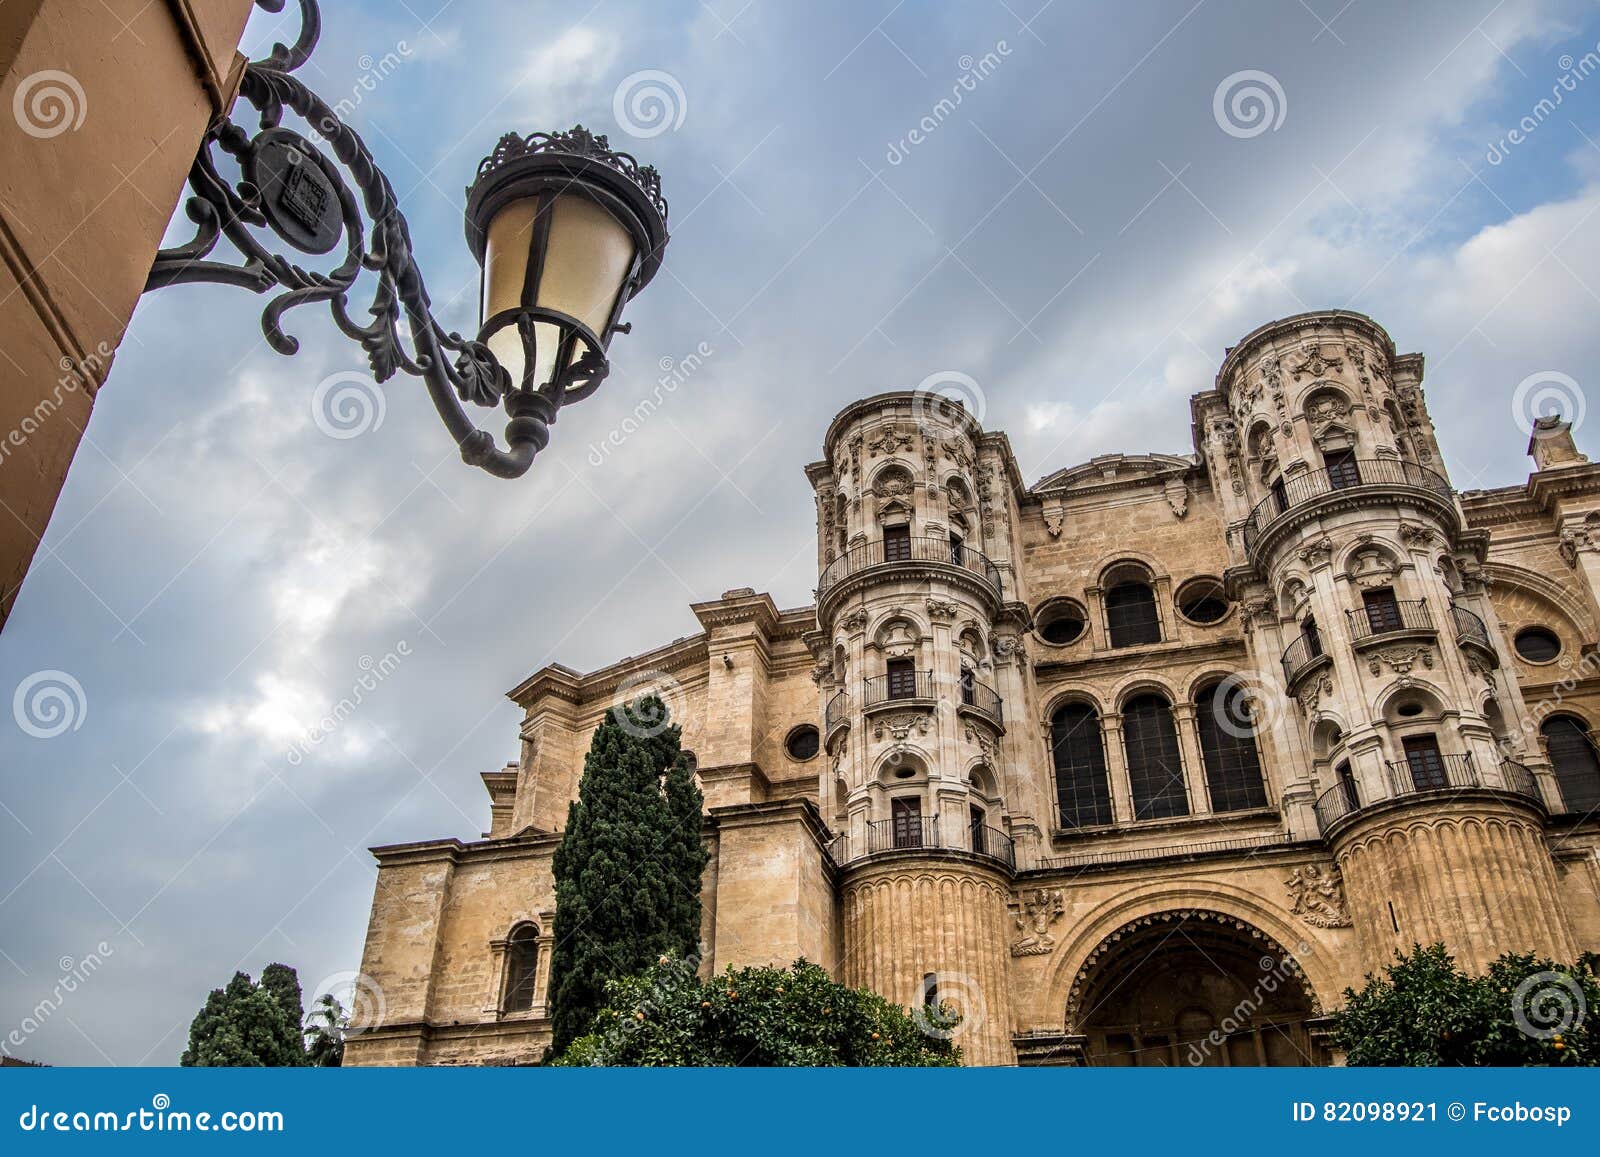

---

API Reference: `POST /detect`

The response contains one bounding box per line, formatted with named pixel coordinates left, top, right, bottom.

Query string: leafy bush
left=1333, top=943, right=1599, bottom=1066
left=552, top=957, right=959, bottom=1067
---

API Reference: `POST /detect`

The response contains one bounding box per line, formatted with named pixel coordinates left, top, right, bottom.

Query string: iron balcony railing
left=1242, top=458, right=1452, bottom=552
left=1313, top=778, right=1361, bottom=833
left=1346, top=599, right=1433, bottom=642
left=1280, top=631, right=1327, bottom=683
left=861, top=671, right=936, bottom=707
left=958, top=675, right=1004, bottom=726
left=1386, top=752, right=1476, bottom=795
left=1500, top=759, right=1543, bottom=805
left=1450, top=603, right=1492, bottom=650
left=829, top=814, right=1016, bottom=869
left=824, top=689, right=849, bottom=735
left=817, top=536, right=1002, bottom=598
left=1317, top=755, right=1546, bottom=836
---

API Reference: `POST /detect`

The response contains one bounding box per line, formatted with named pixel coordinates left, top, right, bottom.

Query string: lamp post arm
left=144, top=0, right=536, bottom=477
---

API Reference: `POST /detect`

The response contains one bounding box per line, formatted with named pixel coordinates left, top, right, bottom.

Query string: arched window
left=1194, top=682, right=1269, bottom=813
left=1122, top=694, right=1188, bottom=819
left=1050, top=703, right=1112, bottom=828
left=503, top=925, right=540, bottom=1013
left=1106, top=582, right=1160, bottom=647
left=1542, top=715, right=1600, bottom=815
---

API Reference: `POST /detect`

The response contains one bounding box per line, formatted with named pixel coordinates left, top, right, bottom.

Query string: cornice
left=1214, top=309, right=1398, bottom=396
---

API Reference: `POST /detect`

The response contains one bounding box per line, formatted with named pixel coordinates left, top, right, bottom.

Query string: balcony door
left=886, top=658, right=917, bottom=700
left=1402, top=735, right=1447, bottom=790
left=1325, top=450, right=1361, bottom=490
left=883, top=524, right=912, bottom=562
left=891, top=796, right=923, bottom=848
left=1362, top=588, right=1403, bottom=634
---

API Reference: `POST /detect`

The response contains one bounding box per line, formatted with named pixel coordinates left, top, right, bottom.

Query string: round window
left=785, top=725, right=821, bottom=761
left=1035, top=599, right=1088, bottom=645
left=1176, top=577, right=1230, bottom=624
left=1514, top=626, right=1562, bottom=663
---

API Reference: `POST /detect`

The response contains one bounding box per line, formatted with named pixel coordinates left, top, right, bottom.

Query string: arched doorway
left=1067, top=910, right=1326, bottom=1067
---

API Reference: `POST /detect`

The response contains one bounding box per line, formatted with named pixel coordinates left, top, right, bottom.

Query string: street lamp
left=144, top=0, right=670, bottom=478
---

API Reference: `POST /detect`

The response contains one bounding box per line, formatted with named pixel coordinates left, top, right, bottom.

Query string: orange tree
left=552, top=957, right=959, bottom=1067
left=1333, top=944, right=1599, bottom=1066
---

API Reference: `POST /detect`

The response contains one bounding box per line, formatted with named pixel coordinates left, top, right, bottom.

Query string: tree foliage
left=303, top=994, right=347, bottom=1067
left=1333, top=943, right=1600, bottom=1066
left=553, top=957, right=960, bottom=1067
left=548, top=695, right=707, bottom=1053
left=180, top=965, right=307, bottom=1067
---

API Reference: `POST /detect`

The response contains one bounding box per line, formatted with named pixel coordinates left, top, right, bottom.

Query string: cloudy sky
left=4, top=0, right=1600, bottom=1065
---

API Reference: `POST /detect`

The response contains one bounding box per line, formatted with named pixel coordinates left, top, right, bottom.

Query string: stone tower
left=1195, top=311, right=1576, bottom=973
left=806, top=393, right=1035, bottom=1065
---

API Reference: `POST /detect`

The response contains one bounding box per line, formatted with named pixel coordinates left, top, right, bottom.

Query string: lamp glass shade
left=480, top=192, right=637, bottom=391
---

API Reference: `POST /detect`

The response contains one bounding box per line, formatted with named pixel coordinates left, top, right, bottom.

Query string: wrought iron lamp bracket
left=143, top=0, right=658, bottom=478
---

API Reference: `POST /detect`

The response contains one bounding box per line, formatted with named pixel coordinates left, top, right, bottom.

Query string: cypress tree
left=180, top=967, right=307, bottom=1066
left=548, top=694, right=706, bottom=1052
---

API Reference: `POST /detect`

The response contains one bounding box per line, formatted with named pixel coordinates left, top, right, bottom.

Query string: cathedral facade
left=346, top=310, right=1600, bottom=1067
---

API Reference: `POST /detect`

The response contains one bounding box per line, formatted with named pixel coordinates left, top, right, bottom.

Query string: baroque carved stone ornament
left=1010, top=888, right=1066, bottom=956
left=872, top=712, right=930, bottom=742
left=1285, top=865, right=1352, bottom=928
left=1164, top=477, right=1189, bottom=519
left=1299, top=538, right=1335, bottom=567
left=926, top=597, right=960, bottom=621
left=1289, top=343, right=1343, bottom=381
left=1369, top=646, right=1434, bottom=675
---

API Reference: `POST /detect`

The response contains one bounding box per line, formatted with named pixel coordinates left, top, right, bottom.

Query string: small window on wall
left=503, top=925, right=540, bottom=1013
left=1514, top=626, right=1562, bottom=663
left=883, top=524, right=912, bottom=562
left=785, top=725, right=820, bottom=762
left=1325, top=451, right=1361, bottom=490
left=1176, top=578, right=1229, bottom=625
left=1106, top=583, right=1161, bottom=648
left=1036, top=599, right=1088, bottom=645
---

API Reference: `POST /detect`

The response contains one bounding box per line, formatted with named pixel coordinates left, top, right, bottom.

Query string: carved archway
left=1065, top=909, right=1326, bottom=1067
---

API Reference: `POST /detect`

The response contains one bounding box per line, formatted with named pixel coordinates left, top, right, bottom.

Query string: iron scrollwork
left=146, top=0, right=644, bottom=478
